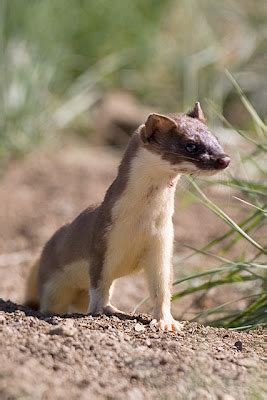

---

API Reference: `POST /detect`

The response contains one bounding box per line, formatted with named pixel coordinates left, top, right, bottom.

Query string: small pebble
left=234, top=340, right=243, bottom=351
left=0, top=315, right=6, bottom=323
left=48, top=322, right=77, bottom=337
left=159, top=357, right=168, bottom=365
left=135, top=323, right=145, bottom=333
left=127, top=387, right=144, bottom=400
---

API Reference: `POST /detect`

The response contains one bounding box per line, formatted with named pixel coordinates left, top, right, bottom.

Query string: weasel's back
left=24, top=206, right=98, bottom=312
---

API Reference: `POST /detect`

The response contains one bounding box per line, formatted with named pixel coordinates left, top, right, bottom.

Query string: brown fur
left=24, top=259, right=40, bottom=310
left=34, top=135, right=140, bottom=297
left=142, top=113, right=227, bottom=171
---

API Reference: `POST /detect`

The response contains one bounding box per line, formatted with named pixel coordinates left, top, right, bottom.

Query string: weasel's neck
left=128, top=147, right=179, bottom=192
left=118, top=134, right=180, bottom=201
left=102, top=133, right=180, bottom=212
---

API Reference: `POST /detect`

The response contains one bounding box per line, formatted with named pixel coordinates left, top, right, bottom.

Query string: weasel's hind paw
left=151, top=318, right=183, bottom=332
left=103, top=304, right=124, bottom=316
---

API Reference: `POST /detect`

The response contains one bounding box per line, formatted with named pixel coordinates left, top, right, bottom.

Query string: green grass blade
left=188, top=176, right=266, bottom=253
left=225, top=70, right=267, bottom=133
left=191, top=294, right=259, bottom=321
left=172, top=275, right=256, bottom=301
left=174, top=208, right=261, bottom=265
left=208, top=100, right=267, bottom=150
left=233, top=196, right=267, bottom=213
left=224, top=293, right=267, bottom=326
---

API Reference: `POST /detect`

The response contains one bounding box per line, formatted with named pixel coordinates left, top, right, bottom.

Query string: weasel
left=25, top=102, right=230, bottom=331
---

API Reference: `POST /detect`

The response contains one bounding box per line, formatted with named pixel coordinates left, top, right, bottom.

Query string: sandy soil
left=0, top=299, right=266, bottom=400
left=0, top=144, right=266, bottom=399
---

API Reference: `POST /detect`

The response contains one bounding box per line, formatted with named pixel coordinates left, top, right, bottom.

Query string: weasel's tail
left=24, top=258, right=40, bottom=310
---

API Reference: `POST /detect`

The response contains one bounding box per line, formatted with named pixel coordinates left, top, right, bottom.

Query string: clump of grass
left=173, top=74, right=266, bottom=330
left=0, top=39, right=54, bottom=159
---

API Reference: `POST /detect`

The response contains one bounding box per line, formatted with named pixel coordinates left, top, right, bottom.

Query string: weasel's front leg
left=144, top=233, right=182, bottom=332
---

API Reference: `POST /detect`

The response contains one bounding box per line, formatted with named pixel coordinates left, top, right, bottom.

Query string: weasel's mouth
left=199, top=155, right=231, bottom=171
left=170, top=154, right=230, bottom=175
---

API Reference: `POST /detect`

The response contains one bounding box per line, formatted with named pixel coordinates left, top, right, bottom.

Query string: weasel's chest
left=103, top=186, right=174, bottom=279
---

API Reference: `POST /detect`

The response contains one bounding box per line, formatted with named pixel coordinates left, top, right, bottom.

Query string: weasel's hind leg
left=40, top=275, right=76, bottom=314
left=69, top=290, right=89, bottom=314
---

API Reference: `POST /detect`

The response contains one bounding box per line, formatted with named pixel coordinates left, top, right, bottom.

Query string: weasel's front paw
left=151, top=318, right=183, bottom=332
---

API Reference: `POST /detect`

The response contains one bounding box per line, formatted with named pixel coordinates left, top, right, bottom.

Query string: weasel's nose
left=215, top=155, right=230, bottom=169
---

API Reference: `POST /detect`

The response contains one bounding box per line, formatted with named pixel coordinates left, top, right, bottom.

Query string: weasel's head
left=140, top=102, right=230, bottom=175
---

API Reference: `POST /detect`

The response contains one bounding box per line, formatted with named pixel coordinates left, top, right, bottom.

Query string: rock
left=159, top=357, right=168, bottom=365
left=234, top=340, right=243, bottom=351
left=217, top=393, right=235, bottom=400
left=48, top=321, right=77, bottom=337
left=237, top=358, right=258, bottom=368
left=149, top=319, right=158, bottom=332
left=134, top=323, right=145, bottom=333
left=0, top=314, right=6, bottom=323
left=127, top=387, right=144, bottom=400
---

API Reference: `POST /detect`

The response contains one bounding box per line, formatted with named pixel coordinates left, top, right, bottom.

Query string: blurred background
left=0, top=0, right=266, bottom=329
left=1, top=0, right=266, bottom=156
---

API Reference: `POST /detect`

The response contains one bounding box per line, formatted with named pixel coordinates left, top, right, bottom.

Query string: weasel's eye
left=185, top=143, right=198, bottom=153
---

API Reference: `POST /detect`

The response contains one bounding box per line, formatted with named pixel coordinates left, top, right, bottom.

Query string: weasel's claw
left=151, top=318, right=183, bottom=333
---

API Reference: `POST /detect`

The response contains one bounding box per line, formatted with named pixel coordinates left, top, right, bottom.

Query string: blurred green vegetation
left=1, top=0, right=266, bottom=157
left=172, top=78, right=266, bottom=330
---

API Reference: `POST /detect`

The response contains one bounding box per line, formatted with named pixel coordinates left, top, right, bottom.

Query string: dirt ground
left=0, top=144, right=266, bottom=399
left=0, top=299, right=266, bottom=400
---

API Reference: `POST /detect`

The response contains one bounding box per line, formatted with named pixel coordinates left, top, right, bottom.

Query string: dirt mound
left=0, top=299, right=265, bottom=400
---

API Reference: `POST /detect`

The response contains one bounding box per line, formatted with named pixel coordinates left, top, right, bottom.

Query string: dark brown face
left=140, top=103, right=230, bottom=175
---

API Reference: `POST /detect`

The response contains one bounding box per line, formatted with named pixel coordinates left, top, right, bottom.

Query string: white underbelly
left=103, top=209, right=164, bottom=281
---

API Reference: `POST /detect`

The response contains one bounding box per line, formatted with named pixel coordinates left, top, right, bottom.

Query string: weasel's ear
left=187, top=102, right=206, bottom=123
left=141, top=113, right=177, bottom=142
